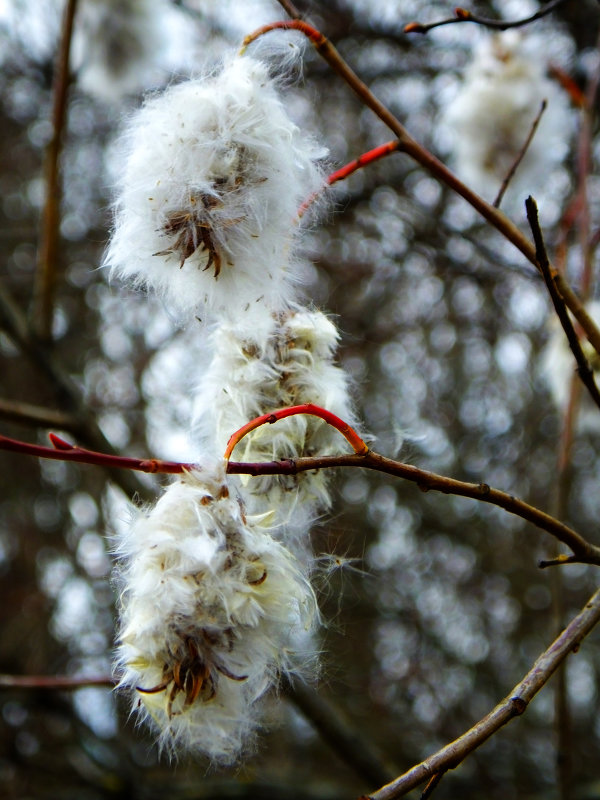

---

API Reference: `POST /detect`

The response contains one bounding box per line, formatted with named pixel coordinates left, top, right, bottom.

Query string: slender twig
left=299, top=140, right=400, bottom=217
left=526, top=196, right=600, bottom=415
left=403, top=0, right=570, bottom=35
left=577, top=31, right=600, bottom=299
left=265, top=6, right=600, bottom=359
left=0, top=674, right=114, bottom=690
left=327, top=141, right=400, bottom=186
left=547, top=384, right=577, bottom=797
left=0, top=397, right=81, bottom=432
left=2, top=425, right=600, bottom=564
left=0, top=432, right=188, bottom=475
left=364, top=587, right=600, bottom=800
left=223, top=403, right=369, bottom=461
left=419, top=772, right=444, bottom=799
left=228, top=452, right=600, bottom=566
left=282, top=676, right=394, bottom=789
left=31, top=0, right=79, bottom=340
left=493, top=101, right=546, bottom=209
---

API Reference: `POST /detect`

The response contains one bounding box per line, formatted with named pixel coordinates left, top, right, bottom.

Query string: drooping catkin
left=114, top=466, right=317, bottom=762
left=192, top=308, right=359, bottom=552
left=105, top=55, right=326, bottom=321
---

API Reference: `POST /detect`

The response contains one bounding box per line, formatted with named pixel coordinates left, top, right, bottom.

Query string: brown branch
left=31, top=0, right=79, bottom=341
left=493, top=101, right=547, bottom=209
left=282, top=676, right=394, bottom=789
left=526, top=196, right=600, bottom=415
left=228, top=453, right=600, bottom=566
left=365, top=586, right=600, bottom=800
left=0, top=397, right=81, bottom=432
left=2, top=427, right=597, bottom=564
left=270, top=3, right=600, bottom=359
left=0, top=674, right=114, bottom=690
left=404, top=0, right=570, bottom=35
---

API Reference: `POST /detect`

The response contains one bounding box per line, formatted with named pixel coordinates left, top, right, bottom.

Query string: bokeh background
left=1, top=1, right=600, bottom=798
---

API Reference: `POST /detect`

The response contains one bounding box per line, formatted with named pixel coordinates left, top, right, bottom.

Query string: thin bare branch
left=365, top=586, right=600, bottom=800
left=31, top=0, right=79, bottom=340
left=493, top=101, right=547, bottom=209
left=2, top=426, right=598, bottom=564
left=228, top=453, right=600, bottom=566
left=282, top=676, right=394, bottom=789
left=299, top=139, right=400, bottom=217
left=223, top=403, right=368, bottom=461
left=404, top=0, right=570, bottom=35
left=0, top=397, right=81, bottom=432
left=419, top=772, right=445, bottom=799
left=526, top=196, right=600, bottom=415
left=0, top=674, right=114, bottom=690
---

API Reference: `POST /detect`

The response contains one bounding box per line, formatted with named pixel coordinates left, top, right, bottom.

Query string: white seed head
left=114, top=466, right=317, bottom=762
left=442, top=32, right=571, bottom=207
left=105, top=55, right=327, bottom=321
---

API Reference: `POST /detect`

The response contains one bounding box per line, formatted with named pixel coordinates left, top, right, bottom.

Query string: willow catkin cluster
left=107, top=53, right=358, bottom=761
left=193, top=308, right=358, bottom=540
left=105, top=55, right=326, bottom=321
left=114, top=466, right=317, bottom=762
left=442, top=32, right=569, bottom=206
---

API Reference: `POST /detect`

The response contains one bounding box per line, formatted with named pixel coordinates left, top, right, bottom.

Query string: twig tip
left=48, top=432, right=73, bottom=450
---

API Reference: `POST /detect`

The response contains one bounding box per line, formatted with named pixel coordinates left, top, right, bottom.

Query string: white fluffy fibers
left=105, top=55, right=327, bottom=320
left=443, top=33, right=570, bottom=207
left=540, top=301, right=600, bottom=433
left=114, top=466, right=317, bottom=762
left=193, top=308, right=358, bottom=533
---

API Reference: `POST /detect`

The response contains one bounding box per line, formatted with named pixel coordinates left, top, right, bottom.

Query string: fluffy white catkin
left=192, top=308, right=358, bottom=548
left=105, top=55, right=326, bottom=321
left=114, top=466, right=317, bottom=762
left=442, top=32, right=569, bottom=206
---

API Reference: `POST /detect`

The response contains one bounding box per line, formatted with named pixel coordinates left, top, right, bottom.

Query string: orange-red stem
left=327, top=141, right=399, bottom=185
left=241, top=19, right=326, bottom=51
left=223, top=403, right=368, bottom=461
left=298, top=140, right=400, bottom=217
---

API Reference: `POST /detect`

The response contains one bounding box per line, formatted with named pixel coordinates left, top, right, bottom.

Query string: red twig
left=0, top=431, right=191, bottom=474
left=241, top=19, right=325, bottom=51
left=299, top=140, right=400, bottom=217
left=222, top=403, right=369, bottom=461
